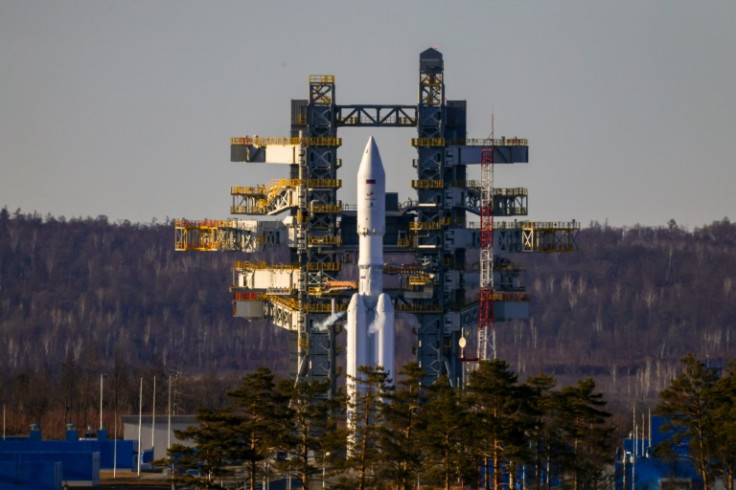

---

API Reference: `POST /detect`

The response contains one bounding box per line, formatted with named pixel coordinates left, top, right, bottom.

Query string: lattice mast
left=478, top=117, right=496, bottom=361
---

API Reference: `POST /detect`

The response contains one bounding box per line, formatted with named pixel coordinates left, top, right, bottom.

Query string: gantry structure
left=175, top=48, right=578, bottom=391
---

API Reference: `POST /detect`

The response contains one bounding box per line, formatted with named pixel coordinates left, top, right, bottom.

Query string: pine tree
left=418, top=376, right=473, bottom=490
left=377, top=361, right=426, bottom=489
left=524, top=373, right=563, bottom=490
left=226, top=367, right=292, bottom=490
left=464, top=359, right=526, bottom=490
left=167, top=407, right=232, bottom=489
left=656, top=354, right=720, bottom=490
left=345, top=365, right=392, bottom=490
left=279, top=377, right=343, bottom=489
left=711, top=361, right=736, bottom=490
left=559, top=378, right=613, bottom=490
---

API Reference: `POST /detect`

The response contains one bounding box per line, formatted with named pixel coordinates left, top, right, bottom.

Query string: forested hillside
left=1, top=207, right=734, bottom=433
left=497, top=218, right=736, bottom=409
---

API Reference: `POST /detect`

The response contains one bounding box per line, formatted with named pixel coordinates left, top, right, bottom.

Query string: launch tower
left=174, top=48, right=578, bottom=391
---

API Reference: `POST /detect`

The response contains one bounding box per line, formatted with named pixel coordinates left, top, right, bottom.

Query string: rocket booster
left=346, top=137, right=395, bottom=386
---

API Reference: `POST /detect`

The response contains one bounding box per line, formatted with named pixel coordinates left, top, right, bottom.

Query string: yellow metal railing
left=232, top=178, right=342, bottom=200
left=411, top=138, right=445, bottom=147
left=303, top=179, right=342, bottom=189
left=230, top=137, right=342, bottom=147
left=231, top=185, right=267, bottom=195
left=175, top=219, right=242, bottom=229
left=306, top=262, right=341, bottom=271
left=448, top=181, right=528, bottom=196
left=233, top=292, right=267, bottom=301
left=309, top=203, right=343, bottom=213
left=519, top=221, right=580, bottom=231
left=309, top=74, right=335, bottom=84
left=449, top=138, right=528, bottom=147
left=396, top=237, right=411, bottom=247
left=396, top=304, right=443, bottom=313
left=495, top=187, right=528, bottom=196
left=409, top=217, right=450, bottom=231
left=308, top=235, right=343, bottom=246
left=411, top=179, right=444, bottom=189
left=487, top=221, right=580, bottom=230
left=230, top=199, right=268, bottom=215
left=408, top=275, right=433, bottom=286
left=233, top=261, right=299, bottom=270
left=270, top=295, right=349, bottom=313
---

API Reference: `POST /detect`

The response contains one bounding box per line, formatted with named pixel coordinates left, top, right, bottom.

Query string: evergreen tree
left=559, top=378, right=613, bottom=490
left=465, top=359, right=526, bottom=490
left=418, top=376, right=474, bottom=490
left=167, top=407, right=232, bottom=489
left=524, top=373, right=563, bottom=490
left=377, top=361, right=426, bottom=489
left=656, top=354, right=720, bottom=490
left=711, top=361, right=736, bottom=490
left=279, top=377, right=343, bottom=489
left=226, top=367, right=292, bottom=490
left=345, top=365, right=392, bottom=490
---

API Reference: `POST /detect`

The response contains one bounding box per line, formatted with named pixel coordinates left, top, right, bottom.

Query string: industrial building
left=0, top=424, right=133, bottom=489
left=175, top=48, right=578, bottom=392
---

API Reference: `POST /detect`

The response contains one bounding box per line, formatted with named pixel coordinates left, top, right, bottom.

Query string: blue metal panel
left=0, top=438, right=133, bottom=471
left=495, top=145, right=529, bottom=163
left=446, top=145, right=529, bottom=165
left=494, top=301, right=529, bottom=320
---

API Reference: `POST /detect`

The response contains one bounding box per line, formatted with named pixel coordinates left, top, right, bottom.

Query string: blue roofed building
left=0, top=423, right=133, bottom=489
left=616, top=415, right=701, bottom=490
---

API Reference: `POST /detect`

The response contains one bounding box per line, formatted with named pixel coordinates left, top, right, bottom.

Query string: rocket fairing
left=346, top=137, right=395, bottom=390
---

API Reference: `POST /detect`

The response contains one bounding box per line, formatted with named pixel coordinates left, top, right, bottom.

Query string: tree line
left=2, top=207, right=736, bottom=434
left=164, top=360, right=614, bottom=490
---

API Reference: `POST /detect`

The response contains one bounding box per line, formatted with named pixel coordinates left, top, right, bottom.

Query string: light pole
left=322, top=451, right=330, bottom=489
left=99, top=373, right=107, bottom=430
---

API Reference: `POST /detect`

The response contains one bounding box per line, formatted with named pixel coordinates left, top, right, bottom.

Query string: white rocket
left=346, top=137, right=395, bottom=390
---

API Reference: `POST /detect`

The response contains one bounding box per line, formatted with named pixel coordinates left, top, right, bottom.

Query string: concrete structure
left=121, top=414, right=196, bottom=463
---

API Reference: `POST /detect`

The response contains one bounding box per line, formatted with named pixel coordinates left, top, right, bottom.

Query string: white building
left=122, top=414, right=196, bottom=462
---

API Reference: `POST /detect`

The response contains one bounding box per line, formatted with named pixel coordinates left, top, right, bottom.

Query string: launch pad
left=175, top=48, right=578, bottom=391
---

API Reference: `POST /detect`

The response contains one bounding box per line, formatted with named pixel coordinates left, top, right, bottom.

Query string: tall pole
left=99, top=374, right=105, bottom=430
left=137, top=378, right=143, bottom=476
left=167, top=376, right=172, bottom=453
left=114, top=371, right=118, bottom=479
left=151, top=375, right=156, bottom=452
left=648, top=408, right=652, bottom=451
left=322, top=452, right=330, bottom=489
left=168, top=375, right=173, bottom=490
left=113, top=402, right=118, bottom=479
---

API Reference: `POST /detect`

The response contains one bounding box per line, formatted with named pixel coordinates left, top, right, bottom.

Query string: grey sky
left=1, top=1, right=734, bottom=228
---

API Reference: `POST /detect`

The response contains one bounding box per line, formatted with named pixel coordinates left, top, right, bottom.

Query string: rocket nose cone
left=359, top=136, right=385, bottom=179
left=376, top=293, right=395, bottom=314
left=362, top=137, right=379, bottom=162
left=348, top=293, right=366, bottom=313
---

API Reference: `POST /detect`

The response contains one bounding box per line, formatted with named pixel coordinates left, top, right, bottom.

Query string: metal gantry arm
left=335, top=105, right=417, bottom=127
left=174, top=219, right=286, bottom=252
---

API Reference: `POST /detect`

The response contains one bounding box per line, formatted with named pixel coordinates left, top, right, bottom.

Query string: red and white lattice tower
left=478, top=131, right=495, bottom=361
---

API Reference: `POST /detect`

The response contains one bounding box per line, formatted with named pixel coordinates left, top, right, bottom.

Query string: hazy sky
left=1, top=1, right=734, bottom=229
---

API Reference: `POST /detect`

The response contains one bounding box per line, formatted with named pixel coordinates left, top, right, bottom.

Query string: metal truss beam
left=174, top=219, right=286, bottom=252
left=494, top=221, right=580, bottom=253
left=336, top=105, right=417, bottom=127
